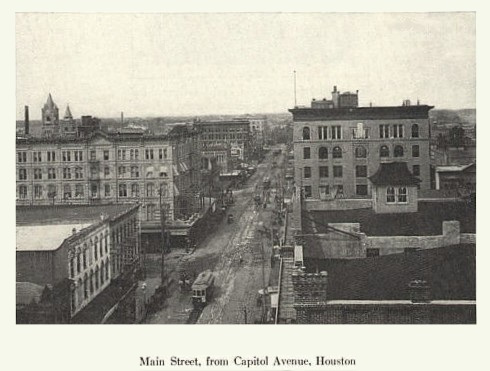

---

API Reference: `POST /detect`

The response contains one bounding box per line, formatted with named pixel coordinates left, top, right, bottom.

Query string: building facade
left=290, top=86, right=433, bottom=200
left=195, top=120, right=251, bottom=161
left=16, top=126, right=201, bottom=241
left=16, top=204, right=140, bottom=322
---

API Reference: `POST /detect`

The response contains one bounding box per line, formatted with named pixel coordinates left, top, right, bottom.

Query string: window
left=356, top=185, right=368, bottom=196
left=63, top=184, right=72, bottom=199
left=304, top=186, right=312, bottom=198
left=104, top=184, right=111, bottom=197
left=318, top=126, right=328, bottom=140
left=63, top=167, right=72, bottom=179
left=18, top=185, right=27, bottom=199
left=302, top=127, right=310, bottom=140
left=332, top=146, right=342, bottom=159
left=17, top=152, right=27, bottom=163
left=118, top=149, right=126, bottom=161
left=75, top=184, right=84, bottom=198
left=119, top=184, right=127, bottom=197
left=393, top=124, right=404, bottom=138
left=47, top=184, right=57, bottom=199
left=398, top=187, right=408, bottom=203
left=163, top=149, right=167, bottom=159
left=131, top=183, right=139, bottom=197
left=303, top=167, right=311, bottom=179
left=146, top=183, right=154, bottom=197
left=104, top=167, right=110, bottom=177
left=90, top=151, right=96, bottom=161
left=118, top=166, right=126, bottom=178
left=412, top=145, right=420, bottom=158
left=413, top=165, right=420, bottom=176
left=380, top=145, right=389, bottom=158
left=47, top=151, right=56, bottom=162
left=303, top=147, right=311, bottom=159
left=159, top=149, right=165, bottom=160
left=411, top=124, right=419, bottom=138
left=83, top=274, right=88, bottom=299
left=394, top=145, right=404, bottom=157
left=83, top=249, right=87, bottom=270
left=131, top=166, right=139, bottom=178
left=48, top=168, right=56, bottom=179
left=62, top=151, right=71, bottom=162
left=379, top=125, right=390, bottom=139
left=145, top=149, right=154, bottom=160
left=103, top=150, right=109, bottom=161
left=91, top=184, right=98, bottom=198
left=366, top=248, right=380, bottom=257
left=355, top=146, right=367, bottom=158
left=33, top=168, right=42, bottom=180
left=18, top=168, right=27, bottom=180
left=356, top=165, right=367, bottom=178
left=331, top=126, right=342, bottom=140
left=333, top=165, right=343, bottom=178
left=319, top=166, right=329, bottom=178
left=33, top=151, right=42, bottom=162
left=34, top=185, right=43, bottom=199
left=318, top=147, right=328, bottom=159
left=74, top=151, right=83, bottom=162
left=94, top=238, right=98, bottom=261
left=319, top=185, right=330, bottom=198
left=386, top=187, right=396, bottom=203
left=335, top=185, right=344, bottom=198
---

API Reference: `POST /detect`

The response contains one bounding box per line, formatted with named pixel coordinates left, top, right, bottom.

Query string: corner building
left=289, top=87, right=433, bottom=200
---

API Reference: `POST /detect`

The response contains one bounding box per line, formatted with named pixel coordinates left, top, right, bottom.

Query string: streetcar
left=191, top=270, right=215, bottom=308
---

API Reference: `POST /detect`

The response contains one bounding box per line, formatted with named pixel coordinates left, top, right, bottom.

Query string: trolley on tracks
left=191, top=270, right=215, bottom=308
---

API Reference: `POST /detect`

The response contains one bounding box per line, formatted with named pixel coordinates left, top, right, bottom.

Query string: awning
left=146, top=166, right=154, bottom=177
left=159, top=166, right=168, bottom=177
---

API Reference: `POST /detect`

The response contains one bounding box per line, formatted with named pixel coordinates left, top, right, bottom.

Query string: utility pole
left=159, top=183, right=166, bottom=285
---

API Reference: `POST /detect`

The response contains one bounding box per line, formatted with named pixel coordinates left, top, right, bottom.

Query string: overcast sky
left=16, top=12, right=475, bottom=120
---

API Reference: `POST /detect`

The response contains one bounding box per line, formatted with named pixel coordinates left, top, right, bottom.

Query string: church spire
left=64, top=104, right=73, bottom=120
left=45, top=93, right=58, bottom=109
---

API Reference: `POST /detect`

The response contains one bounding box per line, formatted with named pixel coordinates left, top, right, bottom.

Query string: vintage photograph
left=15, top=12, right=476, bottom=324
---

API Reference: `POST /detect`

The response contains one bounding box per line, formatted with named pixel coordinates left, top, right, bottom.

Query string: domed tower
left=41, top=93, right=60, bottom=137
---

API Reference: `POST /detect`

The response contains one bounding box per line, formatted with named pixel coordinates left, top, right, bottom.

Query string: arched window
left=94, top=237, right=98, bottom=261
left=386, top=187, right=395, bottom=203
left=83, top=274, right=88, bottom=299
left=398, top=187, right=408, bottom=203
left=411, top=124, right=419, bottom=138
left=332, top=146, right=342, bottom=159
left=95, top=266, right=99, bottom=290
left=380, top=145, right=389, bottom=158
left=318, top=147, right=328, bottom=159
left=394, top=145, right=404, bottom=157
left=131, top=183, right=139, bottom=197
left=89, top=270, right=94, bottom=295
left=106, top=258, right=110, bottom=280
left=82, top=247, right=87, bottom=270
left=100, top=261, right=105, bottom=285
left=76, top=252, right=81, bottom=274
left=302, top=127, right=311, bottom=140
left=77, top=278, right=83, bottom=305
left=99, top=234, right=104, bottom=257
left=355, top=146, right=367, bottom=158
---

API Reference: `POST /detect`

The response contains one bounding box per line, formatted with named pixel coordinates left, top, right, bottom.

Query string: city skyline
left=16, top=13, right=475, bottom=120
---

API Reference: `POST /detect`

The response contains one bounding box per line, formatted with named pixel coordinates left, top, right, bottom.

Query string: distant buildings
left=290, top=86, right=432, bottom=200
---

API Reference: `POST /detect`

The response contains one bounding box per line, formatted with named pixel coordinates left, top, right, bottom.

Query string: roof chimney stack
left=24, top=106, right=29, bottom=135
left=121, top=111, right=124, bottom=125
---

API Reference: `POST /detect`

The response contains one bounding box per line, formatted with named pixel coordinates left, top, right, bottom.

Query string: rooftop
left=369, top=162, right=421, bottom=186
left=17, top=223, right=92, bottom=251
left=308, top=244, right=475, bottom=301
left=17, top=204, right=136, bottom=226
left=303, top=201, right=475, bottom=236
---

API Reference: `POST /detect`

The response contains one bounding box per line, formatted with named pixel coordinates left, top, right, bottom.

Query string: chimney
left=408, top=280, right=431, bottom=303
left=72, top=228, right=77, bottom=235
left=121, top=111, right=124, bottom=125
left=292, top=270, right=328, bottom=305
left=24, top=106, right=29, bottom=135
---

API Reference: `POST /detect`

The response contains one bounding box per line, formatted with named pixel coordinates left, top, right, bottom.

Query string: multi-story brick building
left=290, top=86, right=433, bottom=200
left=195, top=119, right=251, bottom=162
left=16, top=124, right=201, bottom=246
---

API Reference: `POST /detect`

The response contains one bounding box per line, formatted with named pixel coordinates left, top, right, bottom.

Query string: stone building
left=16, top=124, right=202, bottom=247
left=16, top=204, right=140, bottom=323
left=290, top=86, right=433, bottom=200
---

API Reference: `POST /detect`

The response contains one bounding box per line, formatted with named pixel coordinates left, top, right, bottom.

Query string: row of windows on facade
left=301, top=164, right=420, bottom=179
left=71, top=258, right=110, bottom=313
left=302, top=185, right=410, bottom=200
left=17, top=148, right=169, bottom=163
left=301, top=124, right=420, bottom=141
left=201, top=134, right=247, bottom=140
left=302, top=145, right=420, bottom=160
left=69, top=235, right=109, bottom=278
left=17, top=166, right=169, bottom=181
left=17, top=182, right=169, bottom=199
